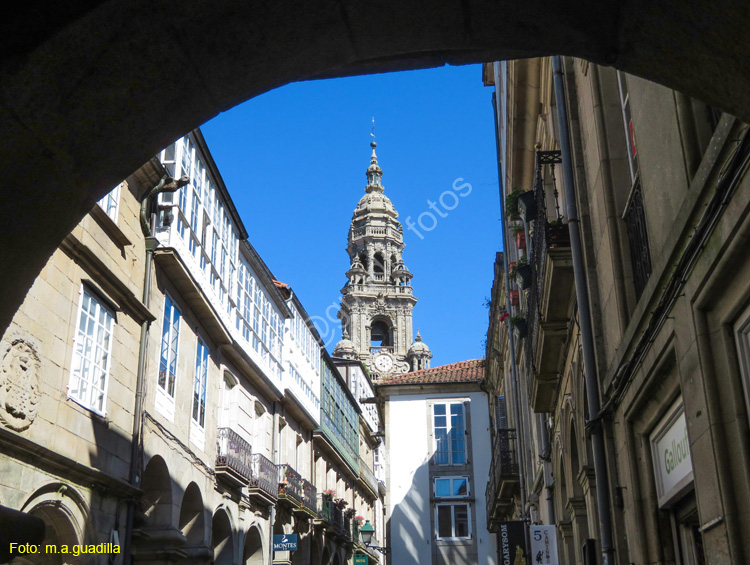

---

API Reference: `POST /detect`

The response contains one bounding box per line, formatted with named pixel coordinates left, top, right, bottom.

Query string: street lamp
left=358, top=521, right=388, bottom=555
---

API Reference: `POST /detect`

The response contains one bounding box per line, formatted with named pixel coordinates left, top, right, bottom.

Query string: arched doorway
left=242, top=525, right=264, bottom=565
left=141, top=455, right=173, bottom=529
left=178, top=482, right=207, bottom=553
left=211, top=508, right=234, bottom=564
left=25, top=504, right=82, bottom=565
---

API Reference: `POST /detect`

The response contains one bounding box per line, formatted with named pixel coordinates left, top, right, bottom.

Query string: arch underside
left=2, top=0, right=749, bottom=336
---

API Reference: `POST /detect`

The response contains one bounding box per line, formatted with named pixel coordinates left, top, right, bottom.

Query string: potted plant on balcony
left=509, top=289, right=519, bottom=306
left=505, top=187, right=524, bottom=220
left=510, top=257, right=532, bottom=290
left=511, top=315, right=528, bottom=339
left=511, top=224, right=526, bottom=250
left=322, top=489, right=336, bottom=502
left=334, top=497, right=348, bottom=510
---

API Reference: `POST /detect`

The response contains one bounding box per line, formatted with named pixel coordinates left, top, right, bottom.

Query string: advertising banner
left=530, top=525, right=558, bottom=564
left=497, top=521, right=528, bottom=565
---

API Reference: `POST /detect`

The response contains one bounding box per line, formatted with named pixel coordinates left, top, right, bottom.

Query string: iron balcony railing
left=302, top=478, right=317, bottom=513
left=359, top=456, right=379, bottom=495
left=487, top=428, right=520, bottom=509
left=525, top=150, right=568, bottom=383
left=216, top=427, right=253, bottom=481
left=250, top=452, right=279, bottom=498
left=278, top=463, right=304, bottom=504
left=319, top=494, right=334, bottom=523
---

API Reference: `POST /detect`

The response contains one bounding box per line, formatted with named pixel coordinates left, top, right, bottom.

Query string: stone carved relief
left=0, top=339, right=42, bottom=431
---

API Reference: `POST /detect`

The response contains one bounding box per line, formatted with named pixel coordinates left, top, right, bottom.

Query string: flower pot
left=516, top=265, right=533, bottom=290
left=516, top=230, right=526, bottom=250
left=509, top=289, right=519, bottom=306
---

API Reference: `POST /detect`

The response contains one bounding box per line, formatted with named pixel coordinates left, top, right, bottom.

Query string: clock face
left=374, top=353, right=393, bottom=372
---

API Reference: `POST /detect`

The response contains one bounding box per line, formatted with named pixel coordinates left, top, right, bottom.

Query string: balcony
left=278, top=463, right=304, bottom=507
left=525, top=150, right=575, bottom=412
left=215, top=427, right=253, bottom=486
left=369, top=346, right=393, bottom=356
left=358, top=457, right=379, bottom=498
left=486, top=429, right=520, bottom=531
left=248, top=452, right=278, bottom=505
left=317, top=495, right=352, bottom=542
left=300, top=478, right=318, bottom=518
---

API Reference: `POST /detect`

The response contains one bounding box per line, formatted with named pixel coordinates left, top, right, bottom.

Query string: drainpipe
left=122, top=174, right=188, bottom=563
left=491, top=62, right=529, bottom=522
left=269, top=401, right=279, bottom=565
left=552, top=55, right=616, bottom=565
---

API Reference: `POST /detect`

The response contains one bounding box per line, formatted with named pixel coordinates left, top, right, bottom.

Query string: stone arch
left=141, top=455, right=174, bottom=528
left=211, top=507, right=234, bottom=564
left=370, top=316, right=393, bottom=348
left=242, top=524, right=265, bottom=565
left=21, top=483, right=90, bottom=564
left=3, top=1, right=750, bottom=341
left=178, top=482, right=207, bottom=549
left=332, top=552, right=342, bottom=565
left=321, top=545, right=331, bottom=565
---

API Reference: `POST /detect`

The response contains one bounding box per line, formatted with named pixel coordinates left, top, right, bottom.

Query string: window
left=97, top=184, right=121, bottom=222
left=435, top=503, right=471, bottom=540
left=434, top=476, right=470, bottom=498
left=69, top=287, right=114, bottom=414
left=159, top=295, right=181, bottom=398
left=192, top=338, right=209, bottom=428
left=618, top=72, right=652, bottom=298
left=433, top=402, right=467, bottom=465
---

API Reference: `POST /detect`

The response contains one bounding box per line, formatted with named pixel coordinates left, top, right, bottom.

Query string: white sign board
left=650, top=401, right=693, bottom=507
left=530, top=525, right=558, bottom=565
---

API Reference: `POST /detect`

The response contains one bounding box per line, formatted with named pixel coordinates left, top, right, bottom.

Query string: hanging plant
left=505, top=187, right=525, bottom=220
left=511, top=315, right=528, bottom=338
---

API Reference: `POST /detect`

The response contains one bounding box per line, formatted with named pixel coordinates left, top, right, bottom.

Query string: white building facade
left=378, top=360, right=498, bottom=565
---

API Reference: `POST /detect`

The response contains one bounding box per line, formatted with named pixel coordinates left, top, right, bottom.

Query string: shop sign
left=272, top=534, right=297, bottom=552
left=650, top=401, right=693, bottom=507
left=530, top=525, right=558, bottom=564
left=353, top=554, right=369, bottom=565
left=497, top=521, right=527, bottom=565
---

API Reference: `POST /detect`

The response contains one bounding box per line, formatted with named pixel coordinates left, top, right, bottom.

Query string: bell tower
left=334, top=136, right=431, bottom=379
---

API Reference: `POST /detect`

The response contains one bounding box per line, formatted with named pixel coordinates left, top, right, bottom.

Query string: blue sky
left=201, top=64, right=501, bottom=367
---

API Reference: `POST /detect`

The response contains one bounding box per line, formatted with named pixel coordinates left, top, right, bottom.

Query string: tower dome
left=408, top=330, right=432, bottom=371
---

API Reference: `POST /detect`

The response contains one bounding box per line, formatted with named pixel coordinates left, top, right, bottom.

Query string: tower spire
left=366, top=117, right=383, bottom=193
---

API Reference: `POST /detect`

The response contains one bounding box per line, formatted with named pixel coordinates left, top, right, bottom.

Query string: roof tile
left=376, top=359, right=484, bottom=387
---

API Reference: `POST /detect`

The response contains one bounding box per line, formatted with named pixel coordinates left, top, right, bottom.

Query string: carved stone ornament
left=0, top=339, right=42, bottom=431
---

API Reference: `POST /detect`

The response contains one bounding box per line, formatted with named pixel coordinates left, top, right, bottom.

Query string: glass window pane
left=450, top=404, right=463, bottom=416
left=455, top=505, right=469, bottom=537
left=435, top=479, right=450, bottom=497
left=437, top=506, right=452, bottom=538
left=454, top=478, right=468, bottom=496
left=434, top=404, right=446, bottom=415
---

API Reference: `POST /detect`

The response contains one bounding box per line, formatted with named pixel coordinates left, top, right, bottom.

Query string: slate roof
left=377, top=359, right=485, bottom=387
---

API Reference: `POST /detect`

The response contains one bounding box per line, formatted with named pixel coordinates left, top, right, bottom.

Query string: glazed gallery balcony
left=486, top=428, right=520, bottom=531
left=215, top=427, right=278, bottom=505
left=523, top=150, right=575, bottom=412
